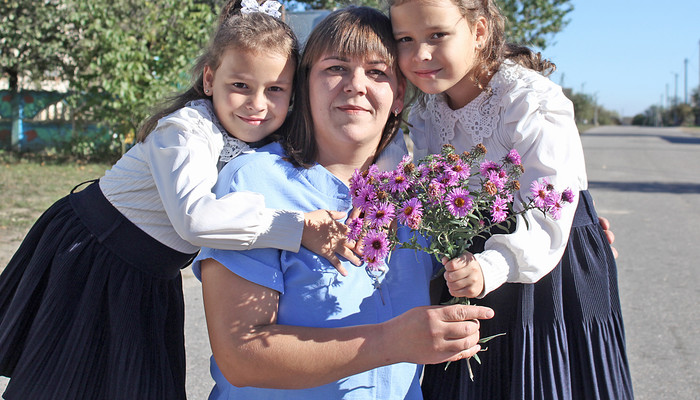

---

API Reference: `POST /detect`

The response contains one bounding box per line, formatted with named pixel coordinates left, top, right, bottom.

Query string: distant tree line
left=632, top=89, right=700, bottom=127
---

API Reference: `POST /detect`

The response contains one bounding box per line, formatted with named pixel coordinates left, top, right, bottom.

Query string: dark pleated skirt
left=0, top=181, right=196, bottom=400
left=421, top=190, right=634, bottom=400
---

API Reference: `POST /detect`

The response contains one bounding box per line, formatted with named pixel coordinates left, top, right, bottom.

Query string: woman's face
left=308, top=51, right=404, bottom=165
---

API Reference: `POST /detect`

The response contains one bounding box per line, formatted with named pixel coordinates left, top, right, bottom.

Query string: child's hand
left=302, top=210, right=362, bottom=276
left=442, top=252, right=484, bottom=299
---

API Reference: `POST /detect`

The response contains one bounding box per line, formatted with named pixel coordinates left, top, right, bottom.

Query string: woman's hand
left=302, top=210, right=361, bottom=276
left=442, top=252, right=485, bottom=299
left=382, top=304, right=494, bottom=365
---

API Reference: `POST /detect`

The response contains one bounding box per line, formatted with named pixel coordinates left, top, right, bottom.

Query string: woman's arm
left=201, top=258, right=493, bottom=389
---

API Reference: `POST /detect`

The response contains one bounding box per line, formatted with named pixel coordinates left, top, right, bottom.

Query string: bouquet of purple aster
left=347, top=143, right=573, bottom=378
left=347, top=143, right=574, bottom=286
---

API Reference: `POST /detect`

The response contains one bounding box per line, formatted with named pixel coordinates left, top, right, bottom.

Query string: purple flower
left=346, top=217, right=364, bottom=242
left=479, top=160, right=499, bottom=175
left=349, top=169, right=366, bottom=194
left=491, top=196, right=509, bottom=223
left=530, top=179, right=550, bottom=208
left=545, top=190, right=563, bottom=220
left=362, top=229, right=391, bottom=262
left=388, top=171, right=411, bottom=193
left=398, top=198, right=423, bottom=229
left=364, top=255, right=385, bottom=272
left=437, top=170, right=459, bottom=188
left=428, top=180, right=446, bottom=199
left=446, top=160, right=470, bottom=180
left=366, top=201, right=395, bottom=228
left=446, top=188, right=474, bottom=218
left=353, top=185, right=376, bottom=211
left=505, top=149, right=521, bottom=165
left=485, top=169, right=507, bottom=191
left=562, top=188, right=575, bottom=203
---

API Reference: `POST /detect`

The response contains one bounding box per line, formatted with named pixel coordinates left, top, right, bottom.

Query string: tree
left=286, top=0, right=573, bottom=49
left=499, top=0, right=573, bottom=48
left=1, top=0, right=77, bottom=149
left=65, top=0, right=216, bottom=145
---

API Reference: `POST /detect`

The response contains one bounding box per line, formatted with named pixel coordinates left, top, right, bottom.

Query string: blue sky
left=539, top=0, right=700, bottom=117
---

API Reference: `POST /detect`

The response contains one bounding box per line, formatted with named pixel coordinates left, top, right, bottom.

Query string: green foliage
left=65, top=0, right=217, bottom=139
left=499, top=0, right=573, bottom=48
left=286, top=0, right=573, bottom=49
left=0, top=0, right=76, bottom=89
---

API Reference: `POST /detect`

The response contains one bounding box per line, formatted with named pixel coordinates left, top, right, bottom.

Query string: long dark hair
left=136, top=0, right=299, bottom=142
left=281, top=6, right=405, bottom=168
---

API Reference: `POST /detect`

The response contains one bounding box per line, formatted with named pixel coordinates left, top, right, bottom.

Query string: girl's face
left=391, top=0, right=486, bottom=108
left=308, top=52, right=404, bottom=166
left=203, top=48, right=295, bottom=142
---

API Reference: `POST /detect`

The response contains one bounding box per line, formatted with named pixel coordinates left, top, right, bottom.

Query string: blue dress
left=193, top=142, right=440, bottom=400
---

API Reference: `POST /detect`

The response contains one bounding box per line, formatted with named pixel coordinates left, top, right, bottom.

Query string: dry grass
left=0, top=160, right=111, bottom=269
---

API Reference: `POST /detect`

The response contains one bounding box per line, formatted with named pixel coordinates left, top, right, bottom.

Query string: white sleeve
left=475, top=82, right=587, bottom=297
left=144, top=122, right=303, bottom=252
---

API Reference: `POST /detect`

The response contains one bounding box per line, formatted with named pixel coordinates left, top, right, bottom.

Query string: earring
left=205, top=88, right=210, bottom=94
left=393, top=108, right=400, bottom=116
left=476, top=43, right=482, bottom=49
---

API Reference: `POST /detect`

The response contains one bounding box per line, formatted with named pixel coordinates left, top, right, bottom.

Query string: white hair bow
left=240, top=0, right=282, bottom=18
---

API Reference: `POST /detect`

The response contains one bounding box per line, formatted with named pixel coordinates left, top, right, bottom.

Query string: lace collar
left=185, top=99, right=252, bottom=163
left=420, top=61, right=520, bottom=146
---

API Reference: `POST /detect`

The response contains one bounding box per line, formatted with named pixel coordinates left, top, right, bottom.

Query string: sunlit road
left=581, top=126, right=700, bottom=400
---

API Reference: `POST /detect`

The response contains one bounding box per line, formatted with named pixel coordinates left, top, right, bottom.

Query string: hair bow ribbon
left=240, top=0, right=282, bottom=18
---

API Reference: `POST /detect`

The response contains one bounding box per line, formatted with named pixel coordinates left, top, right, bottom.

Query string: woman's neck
left=317, top=145, right=376, bottom=185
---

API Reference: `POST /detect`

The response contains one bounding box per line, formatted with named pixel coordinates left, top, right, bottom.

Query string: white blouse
left=404, top=60, right=588, bottom=297
left=99, top=99, right=304, bottom=254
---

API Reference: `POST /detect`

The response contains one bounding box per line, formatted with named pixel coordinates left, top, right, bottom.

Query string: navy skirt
left=0, top=181, right=196, bottom=400
left=421, top=190, right=634, bottom=400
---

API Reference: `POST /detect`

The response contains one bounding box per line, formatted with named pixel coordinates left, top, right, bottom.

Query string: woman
left=193, top=7, right=493, bottom=399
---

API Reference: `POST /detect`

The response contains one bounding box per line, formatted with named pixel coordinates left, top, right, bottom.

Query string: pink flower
left=530, top=179, right=550, bottom=208
left=505, top=149, right=521, bottom=165
left=447, top=188, right=474, bottom=218
left=562, top=188, right=575, bottom=203
left=479, top=160, right=499, bottom=175
left=446, top=161, right=470, bottom=180
left=491, top=196, right=509, bottom=223
left=545, top=190, right=563, bottom=220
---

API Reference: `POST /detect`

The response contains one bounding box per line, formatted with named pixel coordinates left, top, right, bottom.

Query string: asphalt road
left=3, top=125, right=700, bottom=399
left=579, top=126, right=700, bottom=400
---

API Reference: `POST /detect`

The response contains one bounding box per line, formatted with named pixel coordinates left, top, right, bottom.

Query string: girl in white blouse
left=0, top=2, right=358, bottom=399
left=388, top=0, right=634, bottom=399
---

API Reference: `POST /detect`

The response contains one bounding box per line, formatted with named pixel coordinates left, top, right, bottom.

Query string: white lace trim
left=185, top=99, right=251, bottom=163
left=420, top=61, right=523, bottom=146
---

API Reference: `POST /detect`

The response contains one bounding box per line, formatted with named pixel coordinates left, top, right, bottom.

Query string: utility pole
left=666, top=83, right=669, bottom=108
left=684, top=58, right=688, bottom=104
left=674, top=72, right=678, bottom=107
